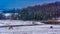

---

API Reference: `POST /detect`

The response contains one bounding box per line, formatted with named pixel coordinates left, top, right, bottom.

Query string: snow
left=0, top=20, right=60, bottom=34
left=0, top=20, right=44, bottom=25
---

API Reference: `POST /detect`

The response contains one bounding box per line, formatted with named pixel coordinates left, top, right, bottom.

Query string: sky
left=0, top=0, right=60, bottom=9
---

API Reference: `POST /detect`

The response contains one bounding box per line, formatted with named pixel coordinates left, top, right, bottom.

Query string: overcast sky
left=0, top=0, right=60, bottom=9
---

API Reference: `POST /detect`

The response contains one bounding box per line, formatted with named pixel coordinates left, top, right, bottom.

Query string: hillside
left=20, top=2, right=60, bottom=20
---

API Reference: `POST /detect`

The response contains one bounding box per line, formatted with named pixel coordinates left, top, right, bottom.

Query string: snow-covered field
left=0, top=20, right=60, bottom=34
left=0, top=20, right=44, bottom=26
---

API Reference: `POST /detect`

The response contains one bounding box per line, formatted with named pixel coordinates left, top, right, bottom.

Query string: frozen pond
left=0, top=20, right=60, bottom=34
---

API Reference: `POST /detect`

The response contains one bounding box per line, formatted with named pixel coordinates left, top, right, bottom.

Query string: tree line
left=0, top=2, right=60, bottom=20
